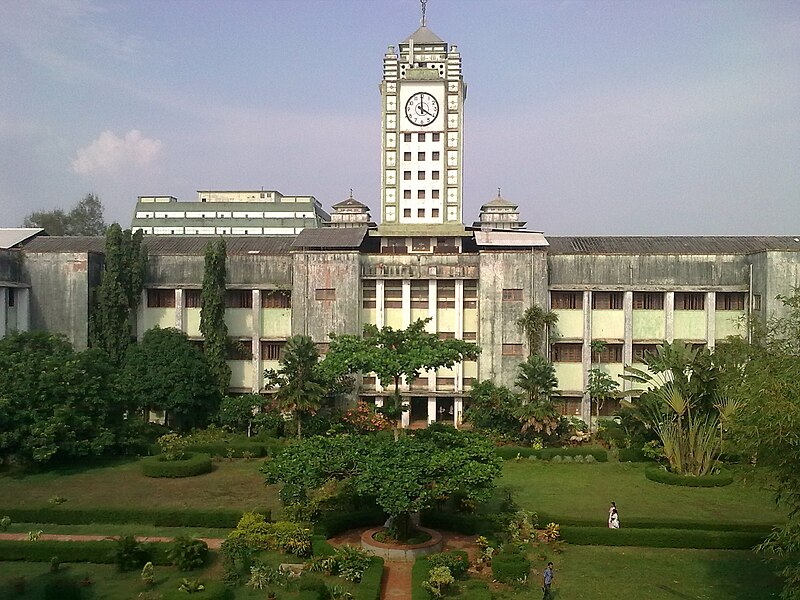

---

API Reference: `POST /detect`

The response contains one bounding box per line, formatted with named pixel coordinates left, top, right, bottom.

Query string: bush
left=645, top=466, right=733, bottom=487
left=491, top=551, right=531, bottom=583
left=185, top=441, right=269, bottom=458
left=43, top=575, right=82, bottom=600
left=228, top=512, right=312, bottom=557
left=560, top=526, right=766, bottom=549
left=426, top=550, right=469, bottom=578
left=0, top=539, right=171, bottom=564
left=494, top=446, right=608, bottom=462
left=168, top=536, right=208, bottom=571
left=354, top=557, right=384, bottom=600
left=618, top=447, right=650, bottom=462
left=141, top=453, right=212, bottom=478
left=0, top=506, right=267, bottom=528
left=113, top=535, right=150, bottom=571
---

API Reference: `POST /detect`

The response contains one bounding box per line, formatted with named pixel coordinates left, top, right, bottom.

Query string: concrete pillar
left=581, top=290, right=592, bottom=424
left=665, top=291, right=675, bottom=343
left=137, top=290, right=148, bottom=340
left=454, top=280, right=464, bottom=393
left=402, top=279, right=411, bottom=329
left=17, top=288, right=30, bottom=332
left=252, top=290, right=262, bottom=392
left=623, top=291, right=633, bottom=392
left=427, top=279, right=437, bottom=391
left=175, top=289, right=184, bottom=330
left=427, top=397, right=437, bottom=424
left=0, top=288, right=6, bottom=338
left=376, top=280, right=385, bottom=394
left=706, top=291, right=716, bottom=349
left=401, top=400, right=410, bottom=428
left=454, top=396, right=463, bottom=429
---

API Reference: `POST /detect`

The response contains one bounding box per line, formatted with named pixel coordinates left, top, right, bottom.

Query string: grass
left=0, top=457, right=281, bottom=515
left=3, top=523, right=231, bottom=539
left=499, top=460, right=784, bottom=528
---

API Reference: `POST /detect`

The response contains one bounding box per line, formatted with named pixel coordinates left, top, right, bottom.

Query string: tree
left=0, top=332, right=119, bottom=465
left=587, top=368, right=620, bottom=427
left=516, top=305, right=558, bottom=357
left=263, top=425, right=502, bottom=541
left=324, top=318, right=480, bottom=439
left=200, top=238, right=230, bottom=396
left=23, top=192, right=107, bottom=235
left=218, top=394, right=263, bottom=437
left=515, top=354, right=561, bottom=436
left=117, top=327, right=220, bottom=431
left=264, top=335, right=326, bottom=438
left=463, top=380, right=522, bottom=437
left=723, top=290, right=800, bottom=600
left=622, top=342, right=725, bottom=476
left=91, top=224, right=147, bottom=365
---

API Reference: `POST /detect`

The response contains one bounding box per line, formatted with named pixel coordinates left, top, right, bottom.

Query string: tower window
left=418, top=152, right=425, bottom=161
left=432, top=171, right=440, bottom=180
left=418, top=133, right=426, bottom=142
left=404, top=152, right=411, bottom=161
left=404, top=133, right=412, bottom=142
left=432, top=133, right=440, bottom=142
left=417, top=208, right=425, bottom=217
left=432, top=208, right=439, bottom=217
left=404, top=208, right=411, bottom=217
left=418, top=171, right=425, bottom=180
left=418, top=190, right=425, bottom=199
left=404, top=171, right=411, bottom=180
left=432, top=190, right=440, bottom=199
left=404, top=190, right=412, bottom=199
left=432, top=151, right=440, bottom=161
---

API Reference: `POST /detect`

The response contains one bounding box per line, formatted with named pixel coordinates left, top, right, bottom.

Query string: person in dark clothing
left=542, top=561, right=554, bottom=599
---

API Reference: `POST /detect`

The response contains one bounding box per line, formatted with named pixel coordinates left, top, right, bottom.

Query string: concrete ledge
left=360, top=526, right=442, bottom=562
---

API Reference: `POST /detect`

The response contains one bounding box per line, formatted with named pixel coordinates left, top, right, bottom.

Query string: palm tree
left=516, top=305, right=559, bottom=357
left=515, top=354, right=560, bottom=435
left=264, top=335, right=326, bottom=438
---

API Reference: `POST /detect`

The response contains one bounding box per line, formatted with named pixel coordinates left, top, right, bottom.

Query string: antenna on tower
left=420, top=0, right=428, bottom=27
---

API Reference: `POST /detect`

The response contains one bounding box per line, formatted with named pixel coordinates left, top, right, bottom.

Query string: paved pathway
left=0, top=532, right=225, bottom=549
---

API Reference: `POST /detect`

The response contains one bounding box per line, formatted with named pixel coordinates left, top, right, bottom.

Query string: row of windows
left=147, top=289, right=291, bottom=309
left=403, top=153, right=440, bottom=163
left=404, top=208, right=440, bottom=218
left=362, top=280, right=477, bottom=310
left=403, top=189, right=441, bottom=200
left=550, top=342, right=706, bottom=363
left=551, top=291, right=748, bottom=311
left=403, top=133, right=440, bottom=143
left=188, top=339, right=285, bottom=361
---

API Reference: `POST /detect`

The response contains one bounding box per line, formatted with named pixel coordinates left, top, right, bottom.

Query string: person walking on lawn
left=542, top=561, right=555, bottom=599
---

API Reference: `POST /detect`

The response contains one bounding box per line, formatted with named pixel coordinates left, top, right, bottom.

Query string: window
left=417, top=208, right=425, bottom=217
left=315, top=288, right=336, bottom=301
left=362, top=376, right=376, bottom=387
left=463, top=332, right=477, bottom=341
left=8, top=288, right=15, bottom=307
left=432, top=170, right=440, bottom=180
left=464, top=280, right=477, bottom=308
left=551, top=291, right=582, bottom=309
left=431, top=208, right=439, bottom=218
left=437, top=281, right=455, bottom=308
left=592, top=344, right=623, bottom=363
left=592, top=292, right=623, bottom=310
left=633, top=292, right=663, bottom=310
left=417, top=190, right=425, bottom=199
left=432, top=151, right=440, bottom=160
left=552, top=343, right=582, bottom=362
left=418, top=152, right=425, bottom=161
left=411, top=376, right=428, bottom=389
left=632, top=344, right=658, bottom=363
left=385, top=281, right=402, bottom=308
left=675, top=292, right=705, bottom=310
left=558, top=397, right=583, bottom=417
left=502, top=344, right=524, bottom=356
left=716, top=292, right=745, bottom=311
left=418, top=133, right=425, bottom=142
left=437, top=332, right=455, bottom=339
left=262, top=290, right=291, bottom=308
left=411, top=280, right=428, bottom=308
left=436, top=377, right=455, bottom=389
left=227, top=339, right=253, bottom=360
left=412, top=237, right=430, bottom=251
left=184, top=289, right=201, bottom=308
left=147, top=289, right=175, bottom=308
left=315, top=342, right=330, bottom=355
left=404, top=152, right=411, bottom=161
left=418, top=171, right=425, bottom=180
left=404, top=171, right=411, bottom=180
left=260, top=341, right=284, bottom=361
left=362, top=281, right=376, bottom=308
left=404, top=190, right=412, bottom=199
left=752, top=294, right=762, bottom=311
left=226, top=289, right=253, bottom=308
left=431, top=190, right=439, bottom=199
left=502, top=288, right=523, bottom=302
left=404, top=208, right=411, bottom=217
left=404, top=133, right=411, bottom=142
left=432, top=133, right=440, bottom=142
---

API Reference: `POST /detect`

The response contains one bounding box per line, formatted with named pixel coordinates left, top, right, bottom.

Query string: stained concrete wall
left=0, top=250, right=21, bottom=285
left=758, top=251, right=800, bottom=320
left=146, top=255, right=292, bottom=288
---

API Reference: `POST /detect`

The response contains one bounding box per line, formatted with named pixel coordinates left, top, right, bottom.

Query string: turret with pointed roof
left=325, top=191, right=376, bottom=229
left=472, top=190, right=528, bottom=230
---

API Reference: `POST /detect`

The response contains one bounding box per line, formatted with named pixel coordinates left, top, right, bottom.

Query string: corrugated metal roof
left=291, top=227, right=368, bottom=249
left=547, top=236, right=800, bottom=255
left=0, top=228, right=45, bottom=249
left=22, top=235, right=296, bottom=255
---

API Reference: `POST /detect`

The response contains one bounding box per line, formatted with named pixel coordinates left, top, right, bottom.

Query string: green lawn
left=0, top=458, right=280, bottom=514
left=499, top=460, right=783, bottom=528
left=3, top=523, right=231, bottom=539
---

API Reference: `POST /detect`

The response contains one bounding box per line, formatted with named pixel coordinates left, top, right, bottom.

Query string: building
left=2, top=20, right=799, bottom=427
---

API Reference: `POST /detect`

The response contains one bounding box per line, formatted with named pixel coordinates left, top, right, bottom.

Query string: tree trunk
left=393, top=512, right=412, bottom=542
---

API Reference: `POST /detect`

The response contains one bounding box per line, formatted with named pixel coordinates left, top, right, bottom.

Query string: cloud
left=71, top=130, right=163, bottom=175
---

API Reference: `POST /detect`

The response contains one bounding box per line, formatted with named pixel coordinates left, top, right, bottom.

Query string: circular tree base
left=360, top=526, right=442, bottom=561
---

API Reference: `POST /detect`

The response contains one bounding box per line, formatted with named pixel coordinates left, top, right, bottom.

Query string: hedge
left=0, top=506, right=271, bottom=528
left=495, top=446, right=608, bottom=462
left=354, top=557, right=384, bottom=600
left=313, top=509, right=385, bottom=538
left=645, top=466, right=733, bottom=487
left=141, top=453, right=213, bottom=478
left=0, top=539, right=172, bottom=564
left=617, top=447, right=651, bottom=462
left=420, top=512, right=495, bottom=536
left=491, top=551, right=531, bottom=583
left=535, top=514, right=774, bottom=533
left=560, top=526, right=767, bottom=549
left=148, top=441, right=271, bottom=458
left=311, top=534, right=336, bottom=557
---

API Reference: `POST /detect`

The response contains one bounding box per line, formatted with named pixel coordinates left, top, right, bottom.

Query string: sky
left=1, top=0, right=798, bottom=235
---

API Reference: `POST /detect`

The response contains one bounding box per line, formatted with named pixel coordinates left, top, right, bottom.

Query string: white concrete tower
left=379, top=13, right=466, bottom=234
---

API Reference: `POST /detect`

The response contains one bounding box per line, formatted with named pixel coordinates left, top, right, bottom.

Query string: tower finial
left=420, top=0, right=427, bottom=27
left=349, top=188, right=353, bottom=198
left=497, top=187, right=501, bottom=198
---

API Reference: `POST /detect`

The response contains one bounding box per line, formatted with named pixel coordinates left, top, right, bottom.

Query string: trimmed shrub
left=560, top=526, right=766, bottom=549
left=491, top=551, right=530, bottom=583
left=0, top=506, right=268, bottom=528
left=168, top=536, right=208, bottom=570
left=426, top=550, right=469, bottom=578
left=645, top=466, right=733, bottom=487
left=495, top=446, right=608, bottom=462
left=141, top=453, right=212, bottom=478
left=113, top=534, right=149, bottom=571
left=534, top=514, right=774, bottom=532
left=354, top=557, right=384, bottom=600
left=185, top=441, right=269, bottom=458
left=618, top=447, right=651, bottom=462
left=313, top=509, right=385, bottom=538
left=0, top=539, right=172, bottom=564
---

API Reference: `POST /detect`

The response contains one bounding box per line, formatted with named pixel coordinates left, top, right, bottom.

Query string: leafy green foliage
left=426, top=550, right=469, bottom=578
left=227, top=512, right=312, bottom=557
left=167, top=536, right=208, bottom=571
left=23, top=192, right=107, bottom=235
left=421, top=565, right=454, bottom=597
left=113, top=535, right=149, bottom=572
left=217, top=394, right=263, bottom=435
left=516, top=304, right=558, bottom=357
left=0, top=331, right=120, bottom=465
left=200, top=238, right=230, bottom=396
left=587, top=368, right=620, bottom=423
left=117, top=327, right=220, bottom=431
left=515, top=354, right=560, bottom=435
left=91, top=223, right=147, bottom=365
left=463, top=380, right=522, bottom=437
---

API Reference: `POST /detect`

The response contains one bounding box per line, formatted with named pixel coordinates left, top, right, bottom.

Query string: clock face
left=405, top=92, right=439, bottom=126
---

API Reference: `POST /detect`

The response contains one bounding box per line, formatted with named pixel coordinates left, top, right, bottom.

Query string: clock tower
left=379, top=20, right=466, bottom=234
